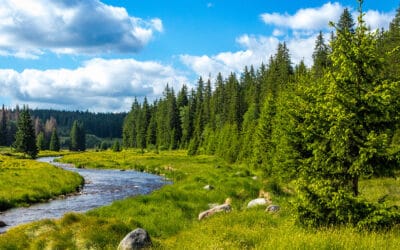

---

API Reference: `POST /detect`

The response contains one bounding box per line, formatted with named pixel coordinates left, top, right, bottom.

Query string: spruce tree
left=112, top=140, right=121, bottom=152
left=36, top=132, right=46, bottom=151
left=70, top=120, right=85, bottom=151
left=337, top=8, right=355, bottom=34
left=295, top=1, right=400, bottom=228
left=312, top=31, right=330, bottom=78
left=382, top=7, right=400, bottom=80
left=0, top=105, right=7, bottom=146
left=49, top=128, right=60, bottom=151
left=14, top=107, right=38, bottom=158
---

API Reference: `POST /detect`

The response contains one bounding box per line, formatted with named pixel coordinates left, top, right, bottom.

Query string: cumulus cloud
left=180, top=35, right=281, bottom=78
left=261, top=2, right=343, bottom=31
left=364, top=10, right=395, bottom=31
left=261, top=2, right=394, bottom=33
left=180, top=34, right=319, bottom=78
left=182, top=2, right=395, bottom=79
left=0, top=0, right=163, bottom=57
left=0, top=58, right=188, bottom=112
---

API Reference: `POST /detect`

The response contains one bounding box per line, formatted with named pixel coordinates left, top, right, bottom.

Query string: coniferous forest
left=1, top=2, right=400, bottom=232
left=121, top=6, right=400, bottom=227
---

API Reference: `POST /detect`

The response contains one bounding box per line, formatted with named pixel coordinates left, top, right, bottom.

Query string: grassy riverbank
left=1, top=150, right=400, bottom=249
left=0, top=153, right=84, bottom=211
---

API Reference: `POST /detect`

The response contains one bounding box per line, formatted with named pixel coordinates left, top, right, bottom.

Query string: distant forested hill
left=30, top=109, right=126, bottom=138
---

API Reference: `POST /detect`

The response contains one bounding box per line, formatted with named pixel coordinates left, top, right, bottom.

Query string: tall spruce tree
left=49, top=128, right=60, bottom=151
left=0, top=105, right=7, bottom=146
left=70, top=120, right=85, bottom=151
left=382, top=7, right=400, bottom=80
left=295, top=1, right=400, bottom=228
left=312, top=31, right=330, bottom=78
left=36, top=132, right=46, bottom=151
left=14, top=107, right=38, bottom=158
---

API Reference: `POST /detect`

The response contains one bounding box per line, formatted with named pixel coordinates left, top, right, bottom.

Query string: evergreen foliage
left=118, top=2, right=400, bottom=229
left=112, top=140, right=120, bottom=152
left=293, top=3, right=400, bottom=227
left=36, top=132, right=46, bottom=151
left=49, top=129, right=61, bottom=151
left=14, top=107, right=38, bottom=159
left=69, top=120, right=86, bottom=151
left=0, top=105, right=7, bottom=146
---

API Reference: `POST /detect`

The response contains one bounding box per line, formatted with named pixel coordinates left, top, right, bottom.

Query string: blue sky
left=0, top=0, right=398, bottom=112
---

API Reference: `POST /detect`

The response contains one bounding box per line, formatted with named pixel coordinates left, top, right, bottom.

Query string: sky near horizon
left=0, top=0, right=398, bottom=112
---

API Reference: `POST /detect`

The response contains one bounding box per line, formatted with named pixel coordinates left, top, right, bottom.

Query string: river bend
left=0, top=157, right=167, bottom=233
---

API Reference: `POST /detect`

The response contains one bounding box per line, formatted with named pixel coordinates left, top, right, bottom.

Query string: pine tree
left=112, top=140, right=121, bottom=152
left=381, top=7, right=400, bottom=80
left=295, top=1, right=400, bottom=227
left=312, top=31, right=330, bottom=78
left=0, top=105, right=7, bottom=146
left=252, top=94, right=275, bottom=170
left=14, top=107, right=38, bottom=158
left=70, top=120, right=85, bottom=151
left=36, top=132, right=46, bottom=150
left=337, top=8, right=355, bottom=34
left=49, top=128, right=60, bottom=151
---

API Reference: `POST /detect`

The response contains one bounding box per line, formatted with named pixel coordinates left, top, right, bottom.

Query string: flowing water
left=0, top=156, right=167, bottom=233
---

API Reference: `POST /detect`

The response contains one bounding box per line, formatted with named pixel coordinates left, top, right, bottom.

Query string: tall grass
left=0, top=154, right=83, bottom=210
left=1, top=150, right=400, bottom=249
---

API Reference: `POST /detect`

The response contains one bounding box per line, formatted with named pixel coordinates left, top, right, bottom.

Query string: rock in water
left=118, top=228, right=152, bottom=250
left=0, top=221, right=7, bottom=227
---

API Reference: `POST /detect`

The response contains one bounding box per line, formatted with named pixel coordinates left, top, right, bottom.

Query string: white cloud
left=261, top=2, right=343, bottom=31
left=364, top=10, right=395, bottom=30
left=261, top=2, right=394, bottom=33
left=180, top=35, right=280, bottom=78
left=182, top=2, right=395, bottom=79
left=0, top=0, right=163, bottom=57
left=0, top=58, right=188, bottom=112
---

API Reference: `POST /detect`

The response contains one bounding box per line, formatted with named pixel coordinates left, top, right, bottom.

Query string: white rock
left=247, top=198, right=268, bottom=208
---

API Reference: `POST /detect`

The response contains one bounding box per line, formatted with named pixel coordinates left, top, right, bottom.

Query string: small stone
left=252, top=176, right=258, bottom=180
left=0, top=221, right=7, bottom=227
left=266, top=205, right=280, bottom=213
left=203, top=184, right=214, bottom=190
left=118, top=228, right=152, bottom=250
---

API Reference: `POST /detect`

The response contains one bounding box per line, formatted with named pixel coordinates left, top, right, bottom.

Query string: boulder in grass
left=247, top=198, right=270, bottom=208
left=266, top=205, right=280, bottom=213
left=198, top=198, right=232, bottom=220
left=203, top=184, right=214, bottom=190
left=118, top=228, right=152, bottom=250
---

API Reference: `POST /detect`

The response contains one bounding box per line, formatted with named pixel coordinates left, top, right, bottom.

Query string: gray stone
left=0, top=220, right=7, bottom=227
left=118, top=228, right=152, bottom=250
left=266, top=205, right=280, bottom=213
left=203, top=184, right=214, bottom=190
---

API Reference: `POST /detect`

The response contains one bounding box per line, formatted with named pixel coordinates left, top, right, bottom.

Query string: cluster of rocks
left=118, top=187, right=280, bottom=249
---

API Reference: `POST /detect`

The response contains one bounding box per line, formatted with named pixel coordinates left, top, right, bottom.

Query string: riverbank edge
left=0, top=155, right=85, bottom=212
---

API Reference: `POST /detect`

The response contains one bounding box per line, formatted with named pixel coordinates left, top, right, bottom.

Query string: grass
left=0, top=152, right=84, bottom=211
left=1, top=149, right=400, bottom=249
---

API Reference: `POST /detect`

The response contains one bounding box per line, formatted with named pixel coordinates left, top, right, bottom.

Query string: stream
left=0, top=156, right=167, bottom=233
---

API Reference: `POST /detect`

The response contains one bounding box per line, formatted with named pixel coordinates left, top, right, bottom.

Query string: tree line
left=122, top=3, right=400, bottom=228
left=0, top=107, right=125, bottom=149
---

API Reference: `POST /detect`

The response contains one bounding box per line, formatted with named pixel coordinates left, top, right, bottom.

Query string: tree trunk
left=352, top=175, right=359, bottom=196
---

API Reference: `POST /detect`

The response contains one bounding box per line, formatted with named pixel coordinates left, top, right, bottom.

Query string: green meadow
left=0, top=152, right=83, bottom=211
left=1, top=150, right=400, bottom=249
